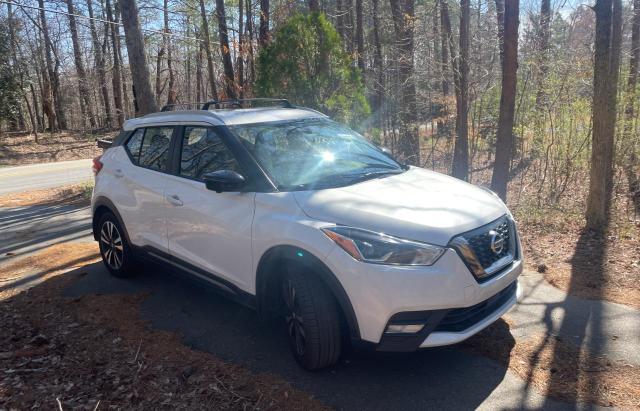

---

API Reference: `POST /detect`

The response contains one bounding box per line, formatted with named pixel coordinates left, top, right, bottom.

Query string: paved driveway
left=4, top=175, right=637, bottom=409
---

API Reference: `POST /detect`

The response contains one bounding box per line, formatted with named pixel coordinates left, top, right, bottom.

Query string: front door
left=165, top=126, right=255, bottom=291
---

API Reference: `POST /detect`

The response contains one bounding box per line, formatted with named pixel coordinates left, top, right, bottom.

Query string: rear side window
left=125, top=129, right=144, bottom=163
left=179, top=127, right=239, bottom=180
left=125, top=127, right=173, bottom=172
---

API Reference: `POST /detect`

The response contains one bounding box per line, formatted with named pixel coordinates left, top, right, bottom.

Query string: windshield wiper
left=279, top=169, right=404, bottom=191
left=344, top=169, right=404, bottom=185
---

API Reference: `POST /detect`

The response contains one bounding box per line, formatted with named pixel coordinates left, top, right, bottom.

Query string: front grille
left=467, top=218, right=511, bottom=268
left=434, top=281, right=517, bottom=332
left=449, top=215, right=517, bottom=282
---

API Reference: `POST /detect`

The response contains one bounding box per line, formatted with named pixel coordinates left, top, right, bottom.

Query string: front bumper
left=323, top=245, right=523, bottom=349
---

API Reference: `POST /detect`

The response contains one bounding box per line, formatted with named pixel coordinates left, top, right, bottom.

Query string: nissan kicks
left=91, top=99, right=522, bottom=370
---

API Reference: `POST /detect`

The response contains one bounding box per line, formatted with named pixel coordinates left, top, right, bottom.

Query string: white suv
left=91, top=99, right=522, bottom=370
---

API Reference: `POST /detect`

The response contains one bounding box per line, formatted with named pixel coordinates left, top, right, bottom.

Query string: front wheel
left=97, top=212, right=137, bottom=278
left=281, top=266, right=342, bottom=370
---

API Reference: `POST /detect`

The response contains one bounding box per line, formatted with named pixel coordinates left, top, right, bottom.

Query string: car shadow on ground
left=62, top=261, right=572, bottom=410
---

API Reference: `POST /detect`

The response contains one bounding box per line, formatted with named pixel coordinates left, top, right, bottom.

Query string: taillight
left=92, top=156, right=103, bottom=175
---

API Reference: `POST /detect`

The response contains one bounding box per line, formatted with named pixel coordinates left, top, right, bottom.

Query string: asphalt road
left=0, top=159, right=93, bottom=195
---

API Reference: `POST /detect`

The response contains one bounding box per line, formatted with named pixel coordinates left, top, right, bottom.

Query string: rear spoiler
left=96, top=138, right=113, bottom=149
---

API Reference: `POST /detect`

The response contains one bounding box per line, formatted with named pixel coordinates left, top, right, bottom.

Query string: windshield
left=228, top=118, right=405, bottom=190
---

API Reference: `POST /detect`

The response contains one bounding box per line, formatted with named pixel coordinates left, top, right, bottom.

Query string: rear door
left=113, top=126, right=175, bottom=252
left=165, top=126, right=256, bottom=291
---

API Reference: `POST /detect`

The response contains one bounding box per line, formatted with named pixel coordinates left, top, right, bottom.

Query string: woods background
left=0, top=0, right=638, bottom=234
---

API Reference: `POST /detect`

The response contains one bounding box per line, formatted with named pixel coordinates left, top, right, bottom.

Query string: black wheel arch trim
left=255, top=245, right=361, bottom=341
left=92, top=196, right=133, bottom=246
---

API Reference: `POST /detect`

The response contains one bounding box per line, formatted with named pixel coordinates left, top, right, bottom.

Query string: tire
left=281, top=264, right=342, bottom=370
left=97, top=212, right=137, bottom=278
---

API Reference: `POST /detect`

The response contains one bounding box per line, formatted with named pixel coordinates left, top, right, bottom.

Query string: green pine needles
left=256, top=12, right=370, bottom=128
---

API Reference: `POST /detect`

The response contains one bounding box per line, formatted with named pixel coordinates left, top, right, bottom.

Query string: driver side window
left=179, top=127, right=240, bottom=180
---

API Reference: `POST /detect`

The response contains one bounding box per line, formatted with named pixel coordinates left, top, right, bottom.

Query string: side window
left=125, top=129, right=145, bottom=164
left=179, top=127, right=239, bottom=180
left=139, top=127, right=173, bottom=171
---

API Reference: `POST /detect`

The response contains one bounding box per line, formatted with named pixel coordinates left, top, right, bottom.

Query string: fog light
left=385, top=324, right=424, bottom=334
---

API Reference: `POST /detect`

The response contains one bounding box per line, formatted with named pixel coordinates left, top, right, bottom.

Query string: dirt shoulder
left=517, top=211, right=640, bottom=310
left=0, top=182, right=93, bottom=208
left=0, top=244, right=327, bottom=410
left=0, top=131, right=108, bottom=167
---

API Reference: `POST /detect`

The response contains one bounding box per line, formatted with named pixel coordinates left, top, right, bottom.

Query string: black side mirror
left=203, top=170, right=246, bottom=193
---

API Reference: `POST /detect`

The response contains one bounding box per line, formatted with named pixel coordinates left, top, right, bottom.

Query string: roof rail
left=201, top=98, right=293, bottom=110
left=160, top=102, right=208, bottom=112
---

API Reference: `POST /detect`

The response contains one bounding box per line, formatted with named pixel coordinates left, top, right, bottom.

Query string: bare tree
left=535, top=0, right=551, bottom=112
left=237, top=0, right=245, bottom=98
left=37, top=0, right=66, bottom=130
left=355, top=0, right=365, bottom=73
left=65, top=0, right=96, bottom=129
left=259, top=0, right=270, bottom=48
left=200, top=0, right=219, bottom=100
left=216, top=0, right=236, bottom=98
left=622, top=0, right=640, bottom=213
left=586, top=0, right=623, bottom=230
left=491, top=0, right=519, bottom=200
left=439, top=0, right=450, bottom=98
left=165, top=0, right=177, bottom=106
left=389, top=0, right=419, bottom=165
left=371, top=0, right=384, bottom=126
left=452, top=0, right=470, bottom=180
left=120, top=0, right=158, bottom=115
left=86, top=0, right=111, bottom=128
left=105, top=0, right=125, bottom=126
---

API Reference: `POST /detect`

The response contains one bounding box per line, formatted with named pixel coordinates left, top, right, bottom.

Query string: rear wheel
left=281, top=265, right=342, bottom=370
left=98, top=212, right=137, bottom=278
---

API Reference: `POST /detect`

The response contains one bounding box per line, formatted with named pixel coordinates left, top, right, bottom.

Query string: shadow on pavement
left=61, top=260, right=561, bottom=410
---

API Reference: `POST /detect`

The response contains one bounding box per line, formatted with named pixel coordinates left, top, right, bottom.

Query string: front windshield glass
left=228, top=118, right=404, bottom=190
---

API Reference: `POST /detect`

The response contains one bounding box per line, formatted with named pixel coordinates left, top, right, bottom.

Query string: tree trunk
left=105, top=0, right=125, bottom=126
left=86, top=0, right=112, bottom=128
left=259, top=0, right=270, bottom=48
left=490, top=0, right=519, bottom=201
left=586, top=0, right=623, bottom=231
left=216, top=0, right=236, bottom=98
left=114, top=2, right=131, bottom=118
left=237, top=0, right=245, bottom=98
left=389, top=0, right=419, bottom=165
left=452, top=0, right=470, bottom=181
left=165, top=0, right=177, bottom=106
left=120, top=0, right=158, bottom=115
left=535, top=0, right=551, bottom=111
left=371, top=0, right=384, bottom=127
left=623, top=0, right=640, bottom=214
left=37, top=0, right=66, bottom=130
left=200, top=0, right=219, bottom=100
left=246, top=0, right=256, bottom=86
left=439, top=0, right=450, bottom=98
left=196, top=37, right=204, bottom=102
left=155, top=42, right=166, bottom=106
left=308, top=0, right=320, bottom=12
left=355, top=0, right=365, bottom=73
left=494, top=0, right=504, bottom=67
left=66, top=0, right=97, bottom=129
left=336, top=0, right=345, bottom=40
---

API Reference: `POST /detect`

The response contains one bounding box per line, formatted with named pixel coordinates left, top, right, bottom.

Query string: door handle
left=114, top=168, right=124, bottom=178
left=166, top=194, right=183, bottom=206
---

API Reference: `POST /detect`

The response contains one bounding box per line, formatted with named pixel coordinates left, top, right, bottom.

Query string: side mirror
left=203, top=170, right=246, bottom=193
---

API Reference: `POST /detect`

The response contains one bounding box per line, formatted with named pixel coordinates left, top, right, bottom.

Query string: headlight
left=321, top=226, right=445, bottom=266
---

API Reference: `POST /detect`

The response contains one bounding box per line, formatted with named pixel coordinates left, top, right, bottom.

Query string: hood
left=293, top=167, right=508, bottom=246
